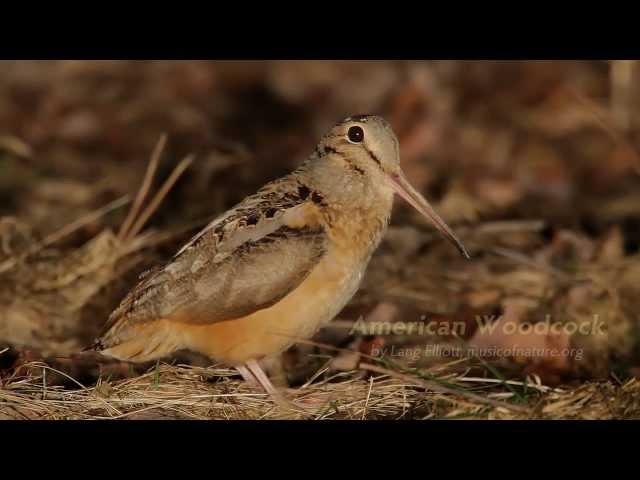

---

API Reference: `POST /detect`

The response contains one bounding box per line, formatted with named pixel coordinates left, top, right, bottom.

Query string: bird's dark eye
left=347, top=126, right=364, bottom=143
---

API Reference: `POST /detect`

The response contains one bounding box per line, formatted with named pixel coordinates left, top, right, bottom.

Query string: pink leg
left=235, top=364, right=259, bottom=387
left=239, top=360, right=305, bottom=413
left=245, top=359, right=281, bottom=397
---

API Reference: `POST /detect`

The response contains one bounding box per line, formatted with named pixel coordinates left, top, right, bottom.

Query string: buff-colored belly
left=177, top=248, right=363, bottom=365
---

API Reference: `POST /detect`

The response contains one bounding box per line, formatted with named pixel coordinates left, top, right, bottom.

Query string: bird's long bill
left=386, top=171, right=471, bottom=259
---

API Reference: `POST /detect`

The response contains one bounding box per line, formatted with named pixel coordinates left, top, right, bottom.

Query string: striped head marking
left=317, top=114, right=401, bottom=177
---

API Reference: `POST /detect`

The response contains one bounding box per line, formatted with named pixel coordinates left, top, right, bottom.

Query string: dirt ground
left=2, top=60, right=640, bottom=419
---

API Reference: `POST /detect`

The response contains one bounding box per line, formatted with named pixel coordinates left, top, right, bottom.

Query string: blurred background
left=1, top=60, right=640, bottom=389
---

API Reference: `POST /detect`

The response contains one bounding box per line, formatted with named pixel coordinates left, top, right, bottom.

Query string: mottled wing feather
left=100, top=177, right=325, bottom=341
left=183, top=225, right=325, bottom=322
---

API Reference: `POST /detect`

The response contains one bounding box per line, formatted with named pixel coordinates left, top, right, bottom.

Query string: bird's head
left=314, top=114, right=469, bottom=259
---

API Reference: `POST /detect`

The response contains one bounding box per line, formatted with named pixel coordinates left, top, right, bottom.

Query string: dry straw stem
left=112, top=135, right=195, bottom=256
left=125, top=154, right=194, bottom=243
left=4, top=361, right=639, bottom=420
left=118, top=134, right=167, bottom=242
left=116, top=133, right=195, bottom=246
left=293, top=338, right=530, bottom=414
left=567, top=84, right=640, bottom=176
left=0, top=360, right=527, bottom=420
left=0, top=195, right=131, bottom=274
left=359, top=363, right=529, bottom=414
left=0, top=362, right=440, bottom=420
left=489, top=246, right=571, bottom=281
left=0, top=135, right=32, bottom=158
left=610, top=60, right=637, bottom=132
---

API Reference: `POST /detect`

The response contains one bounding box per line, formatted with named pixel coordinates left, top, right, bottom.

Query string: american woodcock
left=92, top=115, right=469, bottom=400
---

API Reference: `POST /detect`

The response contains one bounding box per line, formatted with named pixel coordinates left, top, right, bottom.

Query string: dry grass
left=2, top=359, right=640, bottom=420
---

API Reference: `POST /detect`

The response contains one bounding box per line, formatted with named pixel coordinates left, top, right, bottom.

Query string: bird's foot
left=235, top=364, right=260, bottom=388
left=236, top=360, right=315, bottom=416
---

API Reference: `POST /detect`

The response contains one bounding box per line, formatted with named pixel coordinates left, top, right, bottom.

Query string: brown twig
left=124, top=154, right=194, bottom=244
left=118, top=134, right=167, bottom=242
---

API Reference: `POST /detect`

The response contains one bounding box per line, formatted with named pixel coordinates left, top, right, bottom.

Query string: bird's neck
left=296, top=155, right=394, bottom=211
left=294, top=158, right=394, bottom=257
